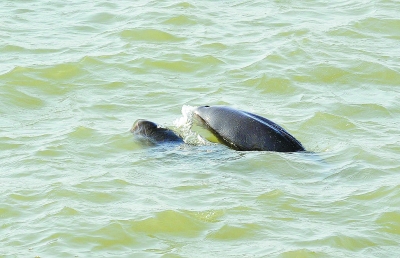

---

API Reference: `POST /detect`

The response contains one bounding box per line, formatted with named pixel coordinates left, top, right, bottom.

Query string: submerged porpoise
left=131, top=119, right=183, bottom=145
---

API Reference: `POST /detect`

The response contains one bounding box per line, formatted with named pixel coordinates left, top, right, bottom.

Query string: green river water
left=1, top=0, right=400, bottom=257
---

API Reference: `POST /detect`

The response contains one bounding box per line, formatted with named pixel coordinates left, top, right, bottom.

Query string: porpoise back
left=194, top=106, right=305, bottom=152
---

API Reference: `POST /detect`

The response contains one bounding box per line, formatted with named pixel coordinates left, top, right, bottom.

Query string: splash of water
left=174, top=105, right=210, bottom=146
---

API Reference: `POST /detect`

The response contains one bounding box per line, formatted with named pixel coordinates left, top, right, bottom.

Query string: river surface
left=1, top=0, right=400, bottom=257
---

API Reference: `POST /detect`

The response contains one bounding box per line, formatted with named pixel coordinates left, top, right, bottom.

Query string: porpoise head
left=131, top=119, right=183, bottom=144
left=131, top=119, right=159, bottom=136
left=193, top=105, right=236, bottom=147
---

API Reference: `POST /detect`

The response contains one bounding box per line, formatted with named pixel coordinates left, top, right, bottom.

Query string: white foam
left=173, top=105, right=209, bottom=146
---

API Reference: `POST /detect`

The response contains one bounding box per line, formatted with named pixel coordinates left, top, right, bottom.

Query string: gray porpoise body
left=131, top=119, right=184, bottom=144
left=194, top=106, right=305, bottom=152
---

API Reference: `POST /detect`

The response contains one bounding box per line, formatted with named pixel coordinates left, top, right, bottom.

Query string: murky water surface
left=1, top=0, right=400, bottom=257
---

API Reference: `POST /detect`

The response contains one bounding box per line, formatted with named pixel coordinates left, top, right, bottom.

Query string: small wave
left=206, top=224, right=259, bottom=240
left=119, top=28, right=183, bottom=42
left=129, top=209, right=206, bottom=236
left=163, top=14, right=197, bottom=26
